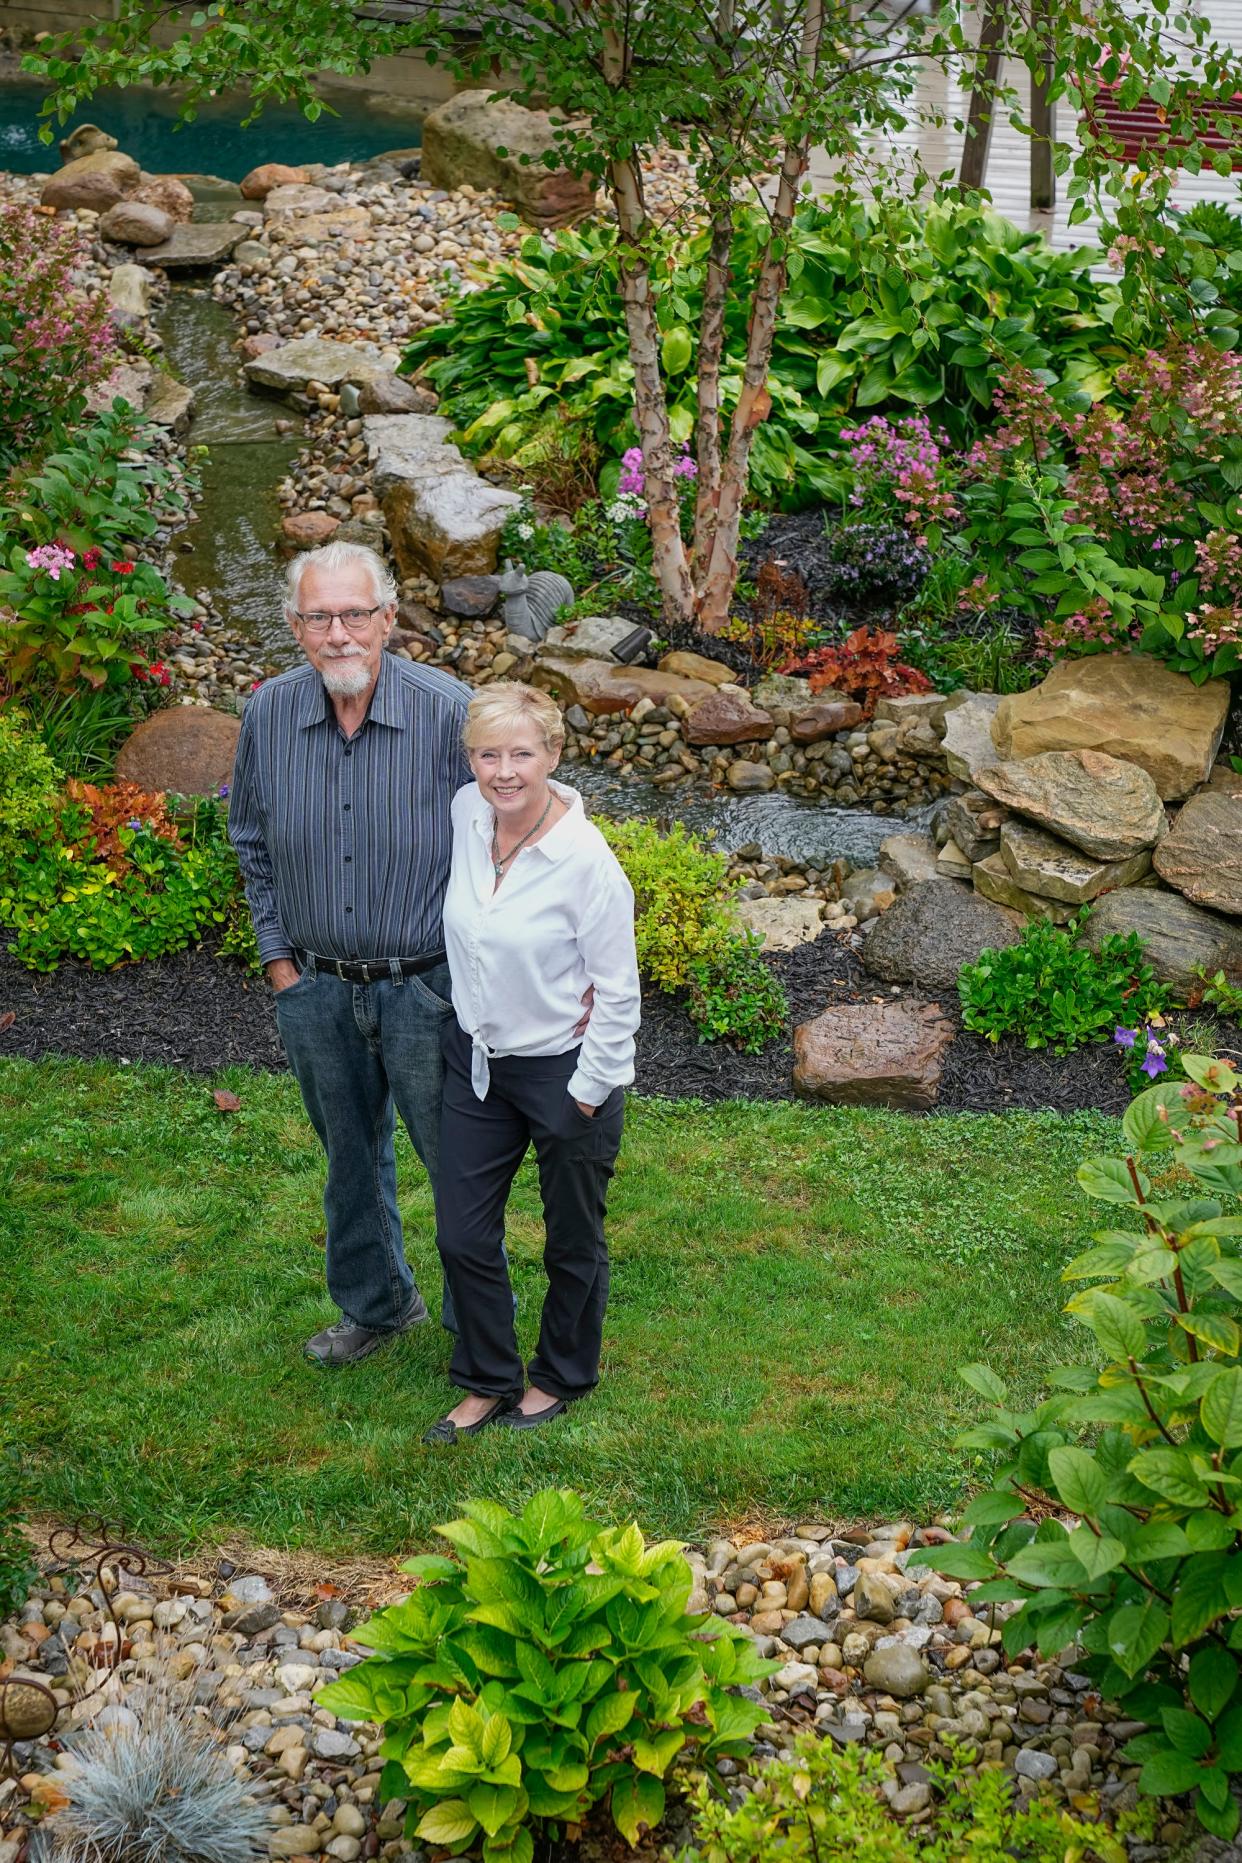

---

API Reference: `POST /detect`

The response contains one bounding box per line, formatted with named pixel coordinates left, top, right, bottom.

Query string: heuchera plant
left=785, top=625, right=932, bottom=716
left=316, top=1491, right=772, bottom=1863
left=911, top=1055, right=1242, bottom=1841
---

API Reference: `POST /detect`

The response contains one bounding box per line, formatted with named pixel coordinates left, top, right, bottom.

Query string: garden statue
left=59, top=124, right=118, bottom=164
left=498, top=559, right=574, bottom=643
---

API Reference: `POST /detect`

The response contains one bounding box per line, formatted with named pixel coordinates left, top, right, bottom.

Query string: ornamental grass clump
left=315, top=1489, right=772, bottom=1863
left=911, top=1053, right=1242, bottom=1841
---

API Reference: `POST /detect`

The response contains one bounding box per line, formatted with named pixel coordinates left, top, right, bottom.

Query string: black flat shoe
left=499, top=1397, right=574, bottom=1430
left=422, top=1395, right=515, bottom=1444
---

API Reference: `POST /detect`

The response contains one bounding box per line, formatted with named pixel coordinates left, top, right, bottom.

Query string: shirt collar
left=297, top=651, right=408, bottom=731
left=471, top=778, right=588, bottom=861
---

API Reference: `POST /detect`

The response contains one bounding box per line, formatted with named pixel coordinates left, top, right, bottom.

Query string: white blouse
left=442, top=779, right=641, bottom=1105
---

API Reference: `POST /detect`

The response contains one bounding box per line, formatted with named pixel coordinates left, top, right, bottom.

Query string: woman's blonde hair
left=464, top=681, right=565, bottom=755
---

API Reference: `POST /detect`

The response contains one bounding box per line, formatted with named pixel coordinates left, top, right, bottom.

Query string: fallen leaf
left=24, top=1776, right=71, bottom=1815
left=0, top=1012, right=14, bottom=1032
left=314, top=1582, right=343, bottom=1600
left=214, top=1089, right=241, bottom=1113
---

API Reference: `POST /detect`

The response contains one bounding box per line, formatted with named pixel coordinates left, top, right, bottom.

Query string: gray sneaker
left=304, top=1296, right=428, bottom=1368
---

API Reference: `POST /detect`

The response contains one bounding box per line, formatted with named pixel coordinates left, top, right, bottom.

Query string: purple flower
left=218, top=783, right=230, bottom=800
left=1141, top=1049, right=1169, bottom=1078
left=1114, top=1027, right=1137, bottom=1047
left=127, top=818, right=142, bottom=830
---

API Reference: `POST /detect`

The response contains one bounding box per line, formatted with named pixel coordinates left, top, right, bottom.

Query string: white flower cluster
left=515, top=521, right=535, bottom=541
left=606, top=492, right=648, bottom=526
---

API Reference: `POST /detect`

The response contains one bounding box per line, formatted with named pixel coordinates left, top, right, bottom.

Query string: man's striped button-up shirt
left=228, top=652, right=473, bottom=965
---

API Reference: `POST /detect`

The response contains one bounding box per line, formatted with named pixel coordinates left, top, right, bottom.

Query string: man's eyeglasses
left=294, top=604, right=386, bottom=633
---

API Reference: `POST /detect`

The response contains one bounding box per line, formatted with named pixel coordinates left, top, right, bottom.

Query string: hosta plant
left=910, top=1055, right=1242, bottom=1841
left=315, top=1490, right=772, bottom=1863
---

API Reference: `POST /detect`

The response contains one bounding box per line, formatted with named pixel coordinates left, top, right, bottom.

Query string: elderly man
left=229, top=541, right=471, bottom=1366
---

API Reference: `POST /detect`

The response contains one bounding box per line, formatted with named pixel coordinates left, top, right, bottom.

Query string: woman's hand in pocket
left=573, top=1098, right=597, bottom=1118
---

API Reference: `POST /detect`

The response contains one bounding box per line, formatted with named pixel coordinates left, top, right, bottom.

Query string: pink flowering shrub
left=957, top=344, right=1242, bottom=679
left=0, top=204, right=118, bottom=469
left=0, top=540, right=174, bottom=691
left=837, top=414, right=958, bottom=540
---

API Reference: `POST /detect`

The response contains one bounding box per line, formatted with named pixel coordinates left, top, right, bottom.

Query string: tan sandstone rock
left=658, top=650, right=736, bottom=686
left=1153, top=790, right=1242, bottom=916
left=115, top=708, right=241, bottom=796
left=240, top=162, right=312, bottom=200
left=793, top=1002, right=955, bottom=1110
left=42, top=150, right=141, bottom=213
left=421, top=90, right=597, bottom=227
left=529, top=655, right=715, bottom=718
left=992, top=652, right=1229, bottom=801
left=683, top=687, right=774, bottom=746
left=975, top=750, right=1167, bottom=862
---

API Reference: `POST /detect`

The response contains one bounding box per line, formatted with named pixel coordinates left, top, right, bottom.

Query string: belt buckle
left=334, top=959, right=347, bottom=982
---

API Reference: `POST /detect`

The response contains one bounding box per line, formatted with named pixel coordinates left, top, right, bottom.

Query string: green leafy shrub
left=315, top=1489, right=772, bottom=1863
left=684, top=1729, right=1127, bottom=1861
left=958, top=911, right=1168, bottom=1054
left=1195, top=967, right=1242, bottom=1023
left=0, top=706, right=61, bottom=876
left=403, top=198, right=1118, bottom=507
left=0, top=406, right=196, bottom=692
left=687, top=933, right=788, bottom=1054
left=596, top=818, right=739, bottom=992
left=0, top=791, right=253, bottom=972
left=910, top=1052, right=1242, bottom=1842
left=596, top=818, right=787, bottom=1050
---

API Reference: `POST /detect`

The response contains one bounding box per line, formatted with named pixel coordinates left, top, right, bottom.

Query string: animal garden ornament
left=498, top=559, right=574, bottom=643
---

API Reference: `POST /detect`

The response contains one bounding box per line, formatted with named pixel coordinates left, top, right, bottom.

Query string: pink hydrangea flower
left=25, top=543, right=76, bottom=582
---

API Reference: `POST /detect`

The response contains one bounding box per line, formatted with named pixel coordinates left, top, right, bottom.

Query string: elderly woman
left=422, top=682, right=641, bottom=1443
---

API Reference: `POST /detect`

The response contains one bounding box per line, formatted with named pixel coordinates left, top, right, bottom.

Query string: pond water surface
left=0, top=77, right=421, bottom=179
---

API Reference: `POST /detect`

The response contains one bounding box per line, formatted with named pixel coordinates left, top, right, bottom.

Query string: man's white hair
left=284, top=541, right=398, bottom=615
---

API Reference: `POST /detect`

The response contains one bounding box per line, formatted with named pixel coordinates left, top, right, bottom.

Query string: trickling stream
left=157, top=286, right=302, bottom=663
left=163, top=285, right=926, bottom=867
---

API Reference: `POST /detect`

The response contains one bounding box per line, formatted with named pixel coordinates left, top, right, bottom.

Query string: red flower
left=132, top=662, right=150, bottom=682
left=110, top=560, right=135, bottom=575
left=148, top=661, right=170, bottom=687
left=82, top=548, right=102, bottom=571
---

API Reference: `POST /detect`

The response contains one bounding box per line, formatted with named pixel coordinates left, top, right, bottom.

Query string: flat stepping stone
left=140, top=222, right=247, bottom=270
left=245, top=336, right=389, bottom=394
left=792, top=1001, right=955, bottom=1111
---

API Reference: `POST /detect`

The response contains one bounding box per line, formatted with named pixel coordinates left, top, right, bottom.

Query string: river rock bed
left=0, top=1519, right=1201, bottom=1862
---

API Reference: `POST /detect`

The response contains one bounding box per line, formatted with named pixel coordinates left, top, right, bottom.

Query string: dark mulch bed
left=0, top=933, right=1140, bottom=1116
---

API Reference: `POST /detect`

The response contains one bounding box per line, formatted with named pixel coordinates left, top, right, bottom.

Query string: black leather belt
left=297, top=950, right=446, bottom=984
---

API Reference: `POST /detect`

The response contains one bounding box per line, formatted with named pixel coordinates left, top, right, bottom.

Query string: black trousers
left=435, top=1019, right=625, bottom=1401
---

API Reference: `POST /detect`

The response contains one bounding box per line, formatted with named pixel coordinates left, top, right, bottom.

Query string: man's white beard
left=319, top=652, right=372, bottom=697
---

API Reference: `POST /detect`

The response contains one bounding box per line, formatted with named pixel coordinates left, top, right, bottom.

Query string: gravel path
left=0, top=933, right=1140, bottom=1116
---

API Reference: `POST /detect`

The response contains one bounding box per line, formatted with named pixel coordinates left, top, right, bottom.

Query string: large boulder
left=140, top=223, right=247, bottom=271
left=529, top=655, right=716, bottom=718
left=42, top=150, right=141, bottom=213
left=1153, top=791, right=1242, bottom=916
left=683, top=688, right=774, bottom=746
left=861, top=878, right=1023, bottom=991
left=142, top=373, right=195, bottom=434
left=281, top=511, right=340, bottom=549
left=115, top=708, right=241, bottom=796
left=975, top=750, right=1167, bottom=862
left=992, top=652, right=1229, bottom=801
left=98, top=200, right=175, bottom=248
left=941, top=692, right=1001, bottom=781
left=793, top=1001, right=956, bottom=1110
left=420, top=90, right=597, bottom=227
left=999, top=818, right=1152, bottom=905
left=1079, top=887, right=1242, bottom=993
left=240, top=162, right=312, bottom=200
left=132, top=173, right=195, bottom=222
left=246, top=336, right=389, bottom=395
left=386, top=472, right=521, bottom=581
left=363, top=412, right=457, bottom=492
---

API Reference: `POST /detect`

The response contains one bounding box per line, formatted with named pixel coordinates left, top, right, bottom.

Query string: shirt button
left=343, top=803, right=351, bottom=812
left=344, top=748, right=353, bottom=758
left=344, top=855, right=352, bottom=863
left=346, top=906, right=353, bottom=914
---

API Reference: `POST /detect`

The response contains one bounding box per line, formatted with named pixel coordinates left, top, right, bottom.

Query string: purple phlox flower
left=218, top=783, right=230, bottom=800
left=1114, top=1026, right=1137, bottom=1047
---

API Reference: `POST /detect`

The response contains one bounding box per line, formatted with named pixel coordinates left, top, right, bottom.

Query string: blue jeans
left=274, top=957, right=457, bottom=1334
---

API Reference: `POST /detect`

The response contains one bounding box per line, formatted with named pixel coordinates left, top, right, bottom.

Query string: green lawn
left=0, top=1056, right=1116, bottom=1557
